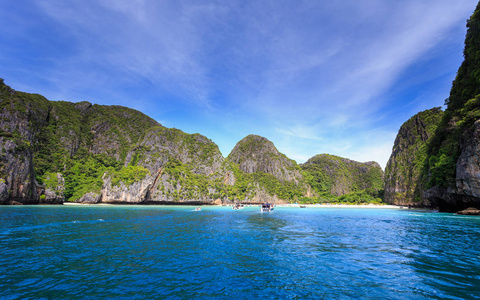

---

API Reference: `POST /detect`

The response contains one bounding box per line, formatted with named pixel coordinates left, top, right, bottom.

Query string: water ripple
left=0, top=206, right=479, bottom=299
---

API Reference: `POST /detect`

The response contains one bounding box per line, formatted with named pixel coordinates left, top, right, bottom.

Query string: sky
left=0, top=0, right=477, bottom=169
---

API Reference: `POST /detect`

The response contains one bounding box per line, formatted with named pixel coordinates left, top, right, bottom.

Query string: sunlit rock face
left=228, top=135, right=302, bottom=183
left=384, top=108, right=443, bottom=207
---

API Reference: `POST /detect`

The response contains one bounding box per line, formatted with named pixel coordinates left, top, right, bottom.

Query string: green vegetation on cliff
left=298, top=190, right=384, bottom=205
left=0, top=78, right=388, bottom=205
left=383, top=2, right=480, bottom=211
left=424, top=3, right=480, bottom=189
left=0, top=80, right=161, bottom=202
left=301, top=154, right=384, bottom=203
left=227, top=135, right=302, bottom=181
left=228, top=161, right=306, bottom=201
left=33, top=101, right=159, bottom=201
left=384, top=108, right=443, bottom=205
left=226, top=135, right=308, bottom=202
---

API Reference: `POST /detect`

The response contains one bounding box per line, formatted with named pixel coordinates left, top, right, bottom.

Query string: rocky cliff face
left=100, top=126, right=230, bottom=204
left=0, top=78, right=228, bottom=204
left=227, top=135, right=308, bottom=203
left=420, top=2, right=480, bottom=211
left=456, top=119, right=480, bottom=199
left=385, top=2, right=480, bottom=211
left=0, top=80, right=314, bottom=205
left=0, top=80, right=48, bottom=204
left=384, top=108, right=443, bottom=206
left=301, top=154, right=384, bottom=197
left=228, top=135, right=302, bottom=183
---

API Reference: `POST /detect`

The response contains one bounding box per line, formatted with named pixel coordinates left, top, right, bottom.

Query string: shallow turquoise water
left=1, top=206, right=479, bottom=299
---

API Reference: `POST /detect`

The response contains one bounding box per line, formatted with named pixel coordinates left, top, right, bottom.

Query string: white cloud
left=0, top=0, right=476, bottom=167
left=243, top=0, right=474, bottom=115
left=273, top=126, right=397, bottom=169
left=35, top=0, right=229, bottom=106
left=33, top=0, right=474, bottom=115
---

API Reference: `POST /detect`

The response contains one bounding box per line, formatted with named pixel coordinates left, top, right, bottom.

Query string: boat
left=195, top=207, right=201, bottom=211
left=299, top=205, right=306, bottom=208
left=232, top=203, right=244, bottom=210
left=261, top=203, right=274, bottom=212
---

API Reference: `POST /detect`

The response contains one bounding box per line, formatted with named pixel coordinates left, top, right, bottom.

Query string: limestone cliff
left=0, top=78, right=229, bottom=204
left=0, top=80, right=312, bottom=205
left=301, top=154, right=384, bottom=197
left=384, top=108, right=443, bottom=206
left=228, top=135, right=302, bottom=183
left=421, top=2, right=480, bottom=211
left=227, top=135, right=309, bottom=203
left=99, top=126, right=229, bottom=204
left=0, top=80, right=49, bottom=204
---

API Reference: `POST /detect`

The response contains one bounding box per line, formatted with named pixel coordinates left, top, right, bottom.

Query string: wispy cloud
left=232, top=1, right=474, bottom=118
left=0, top=0, right=476, bottom=168
left=35, top=0, right=229, bottom=106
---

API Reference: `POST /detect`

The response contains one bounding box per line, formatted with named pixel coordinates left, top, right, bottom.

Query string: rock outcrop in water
left=384, top=108, right=443, bottom=206
left=456, top=207, right=480, bottom=215
left=301, top=154, right=384, bottom=197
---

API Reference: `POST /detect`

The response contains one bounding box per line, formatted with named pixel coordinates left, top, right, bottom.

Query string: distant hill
left=301, top=154, right=384, bottom=203
left=0, top=80, right=386, bottom=205
left=0, top=81, right=308, bottom=204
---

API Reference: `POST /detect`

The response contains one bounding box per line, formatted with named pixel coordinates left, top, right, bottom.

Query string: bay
left=1, top=205, right=479, bottom=299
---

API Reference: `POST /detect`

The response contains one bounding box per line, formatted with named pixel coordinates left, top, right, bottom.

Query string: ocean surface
left=0, top=205, right=479, bottom=299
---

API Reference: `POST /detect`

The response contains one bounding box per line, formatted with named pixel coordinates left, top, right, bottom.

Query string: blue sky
left=0, top=0, right=477, bottom=169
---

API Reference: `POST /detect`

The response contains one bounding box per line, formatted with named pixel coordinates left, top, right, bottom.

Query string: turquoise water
left=1, top=206, right=479, bottom=299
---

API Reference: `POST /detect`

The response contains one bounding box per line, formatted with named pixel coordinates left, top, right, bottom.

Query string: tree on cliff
left=424, top=2, right=480, bottom=190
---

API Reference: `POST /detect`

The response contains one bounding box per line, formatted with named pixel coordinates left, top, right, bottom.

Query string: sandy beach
left=277, top=204, right=404, bottom=209
left=63, top=202, right=404, bottom=209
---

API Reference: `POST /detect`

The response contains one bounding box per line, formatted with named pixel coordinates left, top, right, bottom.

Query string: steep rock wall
left=384, top=108, right=443, bottom=206
left=422, top=2, right=480, bottom=211
left=228, top=135, right=302, bottom=183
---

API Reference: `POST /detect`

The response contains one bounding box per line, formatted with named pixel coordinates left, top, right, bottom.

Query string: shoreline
left=281, top=204, right=404, bottom=209
left=63, top=202, right=405, bottom=209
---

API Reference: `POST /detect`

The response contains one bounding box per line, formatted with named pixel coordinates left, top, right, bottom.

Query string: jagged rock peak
left=0, top=78, right=16, bottom=95
left=229, top=135, right=277, bottom=162
left=74, top=101, right=92, bottom=113
left=228, top=134, right=301, bottom=182
left=390, top=107, right=443, bottom=157
left=365, top=161, right=382, bottom=170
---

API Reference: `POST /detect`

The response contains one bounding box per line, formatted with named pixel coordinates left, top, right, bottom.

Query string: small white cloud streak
left=276, top=124, right=325, bottom=142
left=274, top=126, right=397, bottom=170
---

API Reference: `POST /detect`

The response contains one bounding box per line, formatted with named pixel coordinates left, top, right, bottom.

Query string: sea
left=0, top=205, right=479, bottom=299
